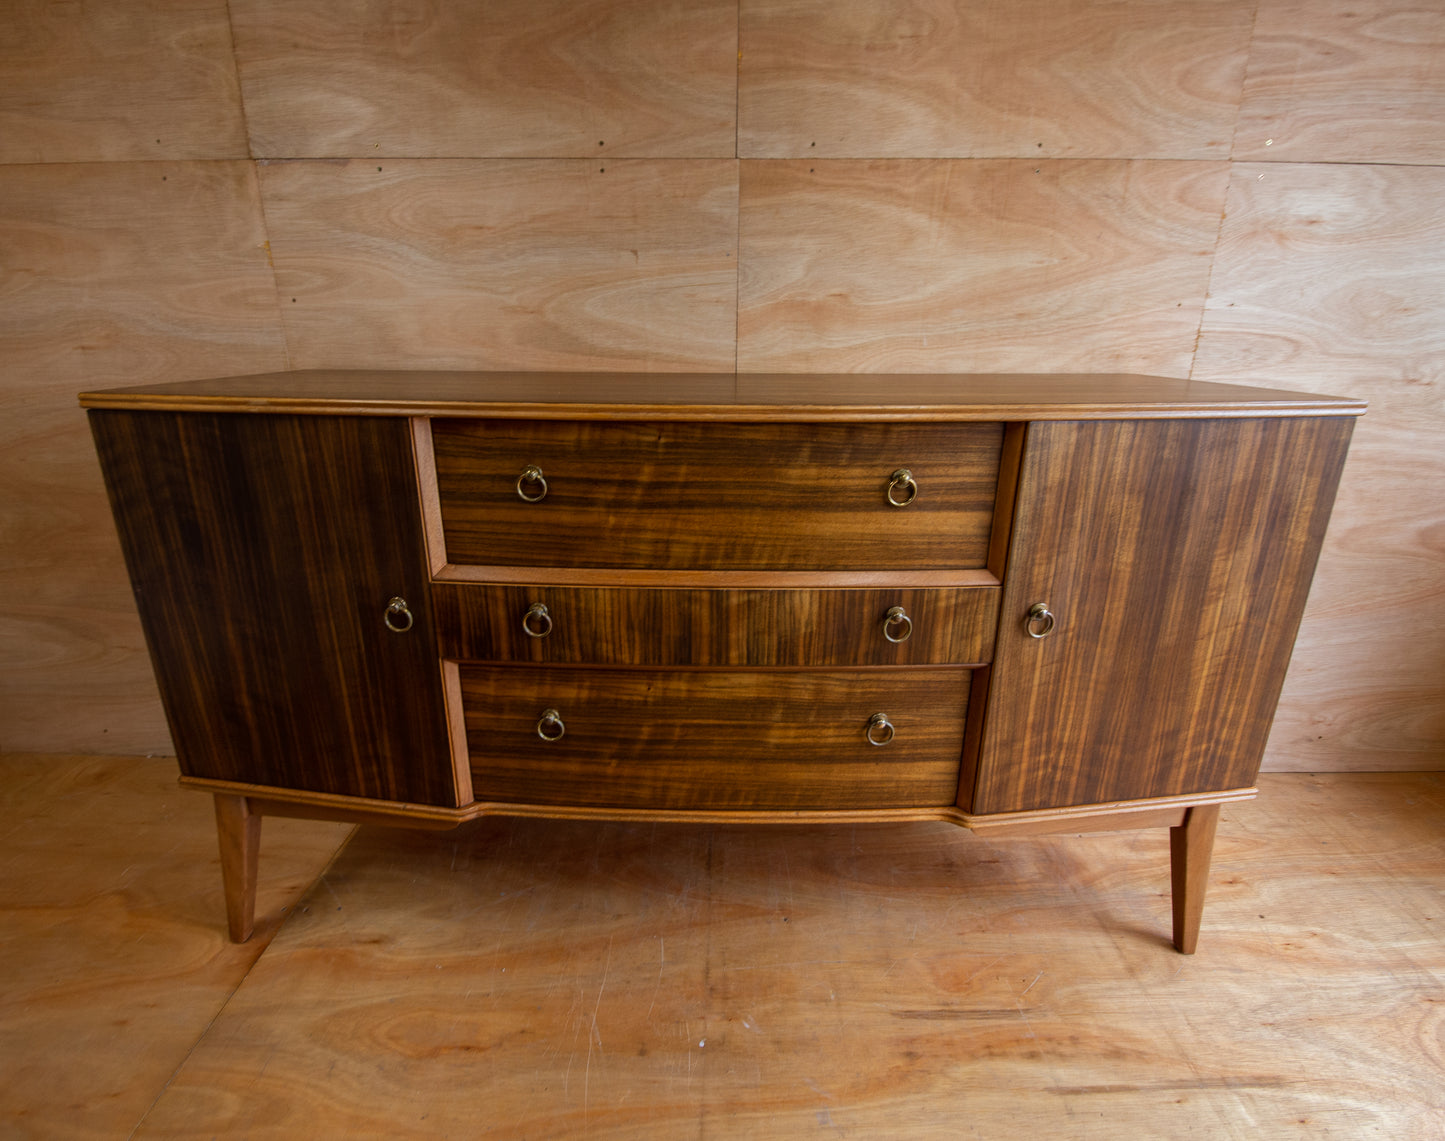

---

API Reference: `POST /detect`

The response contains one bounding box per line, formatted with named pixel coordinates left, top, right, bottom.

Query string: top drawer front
left=432, top=420, right=1004, bottom=571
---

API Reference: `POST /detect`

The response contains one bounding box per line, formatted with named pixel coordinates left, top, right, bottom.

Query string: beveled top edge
left=80, top=370, right=1368, bottom=419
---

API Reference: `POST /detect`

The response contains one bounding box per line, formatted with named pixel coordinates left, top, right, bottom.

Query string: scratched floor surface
left=0, top=754, right=353, bottom=1141
left=5, top=762, right=1442, bottom=1138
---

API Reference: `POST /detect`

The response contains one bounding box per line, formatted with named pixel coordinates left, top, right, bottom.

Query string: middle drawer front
left=460, top=666, right=970, bottom=811
left=434, top=583, right=1000, bottom=667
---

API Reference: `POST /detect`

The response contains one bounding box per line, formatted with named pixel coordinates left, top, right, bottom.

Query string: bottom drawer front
left=461, top=666, right=969, bottom=810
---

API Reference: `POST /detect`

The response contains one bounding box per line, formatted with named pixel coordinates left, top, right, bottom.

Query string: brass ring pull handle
left=536, top=708, right=565, bottom=741
left=383, top=596, right=414, bottom=633
left=865, top=712, right=895, bottom=746
left=516, top=464, right=548, bottom=502
left=1026, top=602, right=1056, bottom=639
left=522, top=602, right=553, bottom=639
left=886, top=468, right=918, bottom=508
left=882, top=605, right=913, bottom=643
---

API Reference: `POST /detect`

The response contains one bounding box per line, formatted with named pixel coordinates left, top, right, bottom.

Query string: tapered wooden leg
left=1170, top=804, right=1221, bottom=954
left=214, top=793, right=261, bottom=943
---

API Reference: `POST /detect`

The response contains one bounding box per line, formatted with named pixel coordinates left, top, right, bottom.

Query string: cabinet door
left=91, top=411, right=459, bottom=806
left=969, top=417, right=1352, bottom=814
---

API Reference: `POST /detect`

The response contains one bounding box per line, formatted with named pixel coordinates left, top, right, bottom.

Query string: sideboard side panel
left=89, top=410, right=458, bottom=806
left=972, top=416, right=1353, bottom=814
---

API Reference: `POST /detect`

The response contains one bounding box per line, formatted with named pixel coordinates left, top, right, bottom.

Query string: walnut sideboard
left=82, top=372, right=1364, bottom=953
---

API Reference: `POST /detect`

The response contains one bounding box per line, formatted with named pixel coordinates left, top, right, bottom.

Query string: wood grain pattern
left=0, top=0, right=247, bottom=163
left=431, top=418, right=1003, bottom=570
left=462, top=665, right=970, bottom=810
left=436, top=567, right=997, bottom=588
left=1170, top=804, right=1221, bottom=954
left=214, top=795, right=262, bottom=943
left=739, top=0, right=1255, bottom=158
left=1234, top=0, right=1445, bottom=163
left=1193, top=163, right=1445, bottom=771
left=737, top=159, right=1228, bottom=374
left=0, top=754, right=351, bottom=1141
left=229, top=0, right=736, bottom=157
left=79, top=368, right=1367, bottom=419
left=128, top=772, right=1445, bottom=1138
left=88, top=411, right=457, bottom=805
left=972, top=416, right=1353, bottom=813
left=179, top=774, right=1247, bottom=831
left=972, top=805, right=1187, bottom=837
left=434, top=583, right=999, bottom=666
left=257, top=159, right=738, bottom=372
left=0, top=161, right=288, bottom=756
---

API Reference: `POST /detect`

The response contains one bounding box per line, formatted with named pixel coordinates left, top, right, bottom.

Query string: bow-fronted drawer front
left=461, top=665, right=970, bottom=811
left=430, top=419, right=1005, bottom=571
left=432, top=583, right=999, bottom=667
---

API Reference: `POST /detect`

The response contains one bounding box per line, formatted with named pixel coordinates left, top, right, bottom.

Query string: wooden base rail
left=208, top=787, right=1251, bottom=952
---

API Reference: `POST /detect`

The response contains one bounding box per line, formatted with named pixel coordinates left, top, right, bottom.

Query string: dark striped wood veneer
left=432, top=583, right=999, bottom=667
left=431, top=419, right=1004, bottom=570
left=461, top=665, right=970, bottom=810
left=89, top=411, right=458, bottom=806
left=969, top=416, right=1354, bottom=813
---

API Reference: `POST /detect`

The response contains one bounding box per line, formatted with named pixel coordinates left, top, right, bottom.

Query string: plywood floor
left=2, top=757, right=1441, bottom=1139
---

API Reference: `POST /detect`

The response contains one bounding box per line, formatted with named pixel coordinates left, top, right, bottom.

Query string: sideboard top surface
left=79, top=371, right=1366, bottom=421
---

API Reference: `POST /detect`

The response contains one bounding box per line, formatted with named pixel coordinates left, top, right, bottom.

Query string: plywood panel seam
left=734, top=0, right=742, bottom=373
left=1226, top=1, right=1265, bottom=165
left=1191, top=0, right=1261, bottom=378
left=1230, top=158, right=1445, bottom=170
left=221, top=0, right=256, bottom=162
left=245, top=153, right=745, bottom=161
left=1188, top=170, right=1241, bottom=380
left=734, top=0, right=742, bottom=162
left=245, top=160, right=294, bottom=370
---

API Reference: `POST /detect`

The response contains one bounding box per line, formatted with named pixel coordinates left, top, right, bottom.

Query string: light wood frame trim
left=80, top=396, right=1368, bottom=420
left=963, top=789, right=1255, bottom=836
left=440, top=660, right=473, bottom=806
left=432, top=566, right=1001, bottom=588
left=985, top=422, right=1026, bottom=582
left=410, top=416, right=448, bottom=577
left=179, top=777, right=1255, bottom=834
left=957, top=420, right=1028, bottom=811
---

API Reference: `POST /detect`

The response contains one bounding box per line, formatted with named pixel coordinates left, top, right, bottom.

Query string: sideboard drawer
left=431, top=419, right=1004, bottom=570
left=434, top=583, right=999, bottom=667
left=461, top=665, right=970, bottom=810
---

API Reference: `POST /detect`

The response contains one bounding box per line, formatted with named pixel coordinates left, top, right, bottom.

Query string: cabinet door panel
left=90, top=411, right=458, bottom=805
left=971, top=417, right=1352, bottom=813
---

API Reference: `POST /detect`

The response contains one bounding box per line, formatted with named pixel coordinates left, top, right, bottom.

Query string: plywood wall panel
left=1234, top=1, right=1445, bottom=163
left=0, top=161, right=290, bottom=755
left=259, top=159, right=739, bottom=372
left=1193, top=163, right=1445, bottom=770
left=230, top=0, right=737, bottom=158
left=739, top=0, right=1255, bottom=158
left=738, top=159, right=1227, bottom=374
left=0, top=0, right=248, bottom=163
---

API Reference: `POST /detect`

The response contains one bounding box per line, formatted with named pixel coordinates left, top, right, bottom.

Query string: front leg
left=1169, top=804, right=1221, bottom=954
left=214, top=794, right=261, bottom=942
